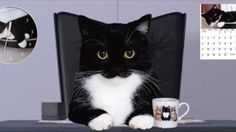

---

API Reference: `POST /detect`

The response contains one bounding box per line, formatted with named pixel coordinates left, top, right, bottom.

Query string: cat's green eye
left=96, top=50, right=108, bottom=60
left=124, top=50, right=136, bottom=59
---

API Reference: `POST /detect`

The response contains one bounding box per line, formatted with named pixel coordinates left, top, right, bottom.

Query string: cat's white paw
left=217, top=22, right=225, bottom=28
left=129, top=115, right=154, bottom=130
left=18, top=40, right=27, bottom=48
left=88, top=113, right=113, bottom=131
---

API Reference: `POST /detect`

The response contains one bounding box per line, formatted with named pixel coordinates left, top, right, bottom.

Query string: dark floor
left=0, top=120, right=236, bottom=132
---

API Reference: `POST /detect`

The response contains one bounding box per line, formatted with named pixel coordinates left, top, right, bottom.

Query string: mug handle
left=178, top=102, right=190, bottom=121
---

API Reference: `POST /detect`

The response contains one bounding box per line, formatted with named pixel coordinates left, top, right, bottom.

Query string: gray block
left=41, top=102, right=66, bottom=120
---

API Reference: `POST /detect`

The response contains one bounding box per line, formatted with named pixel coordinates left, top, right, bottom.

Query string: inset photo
left=0, top=6, right=37, bottom=64
left=201, top=4, right=236, bottom=29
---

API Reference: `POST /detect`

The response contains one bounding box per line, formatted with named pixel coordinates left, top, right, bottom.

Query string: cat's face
left=78, top=15, right=152, bottom=78
left=170, top=107, right=176, bottom=113
left=156, top=106, right=162, bottom=114
left=202, top=5, right=223, bottom=26
left=162, top=106, right=170, bottom=112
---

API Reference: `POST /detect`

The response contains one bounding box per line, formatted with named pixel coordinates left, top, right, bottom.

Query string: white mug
left=152, top=98, right=190, bottom=128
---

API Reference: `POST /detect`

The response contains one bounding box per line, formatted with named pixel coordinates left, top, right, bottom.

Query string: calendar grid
left=200, top=29, right=236, bottom=60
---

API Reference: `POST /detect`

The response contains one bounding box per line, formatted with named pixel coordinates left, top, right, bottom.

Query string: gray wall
left=0, top=0, right=236, bottom=121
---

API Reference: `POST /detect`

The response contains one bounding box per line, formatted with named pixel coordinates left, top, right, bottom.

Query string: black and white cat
left=68, top=14, right=164, bottom=130
left=202, top=4, right=236, bottom=28
left=0, top=8, right=37, bottom=48
left=161, top=106, right=171, bottom=121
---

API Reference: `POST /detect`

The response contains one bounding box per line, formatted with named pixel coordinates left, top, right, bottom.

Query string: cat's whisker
left=74, top=82, right=84, bottom=91
left=125, top=27, right=130, bottom=44
left=133, top=73, right=157, bottom=96
left=143, top=76, right=163, bottom=96
left=76, top=89, right=87, bottom=99
left=131, top=69, right=163, bottom=97
left=142, top=82, right=160, bottom=98
left=73, top=84, right=88, bottom=101
left=144, top=77, right=161, bottom=91
left=139, top=83, right=151, bottom=96
left=101, top=35, right=109, bottom=48
left=125, top=28, right=136, bottom=46
left=133, top=69, right=160, bottom=82
left=73, top=88, right=83, bottom=99
left=73, top=70, right=102, bottom=99
left=74, top=99, right=90, bottom=108
left=142, top=78, right=159, bottom=97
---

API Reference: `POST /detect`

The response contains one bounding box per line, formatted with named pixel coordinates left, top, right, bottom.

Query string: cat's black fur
left=0, top=15, right=37, bottom=48
left=161, top=106, right=171, bottom=121
left=0, top=21, right=6, bottom=33
left=202, top=4, right=236, bottom=26
left=68, top=14, right=164, bottom=127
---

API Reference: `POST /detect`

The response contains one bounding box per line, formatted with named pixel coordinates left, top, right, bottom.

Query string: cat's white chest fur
left=84, top=73, right=142, bottom=125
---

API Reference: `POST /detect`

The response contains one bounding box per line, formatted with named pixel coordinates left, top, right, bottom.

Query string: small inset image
left=201, top=4, right=236, bottom=29
left=0, top=6, right=37, bottom=64
left=201, top=4, right=236, bottom=60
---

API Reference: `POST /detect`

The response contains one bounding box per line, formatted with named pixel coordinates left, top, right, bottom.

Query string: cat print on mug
left=154, top=105, right=177, bottom=122
left=155, top=106, right=162, bottom=121
left=170, top=107, right=177, bottom=121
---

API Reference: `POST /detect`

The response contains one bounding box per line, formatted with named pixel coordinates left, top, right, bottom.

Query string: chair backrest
left=54, top=12, right=186, bottom=118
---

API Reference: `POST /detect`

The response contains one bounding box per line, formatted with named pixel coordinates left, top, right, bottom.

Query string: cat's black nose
left=101, top=72, right=131, bottom=78
left=102, top=68, right=131, bottom=78
left=101, top=72, right=118, bottom=78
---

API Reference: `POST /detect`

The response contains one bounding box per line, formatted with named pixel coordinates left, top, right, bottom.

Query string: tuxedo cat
left=202, top=4, right=236, bottom=28
left=161, top=106, right=171, bottom=121
left=68, top=14, right=164, bottom=130
left=170, top=106, right=177, bottom=121
left=0, top=15, right=37, bottom=48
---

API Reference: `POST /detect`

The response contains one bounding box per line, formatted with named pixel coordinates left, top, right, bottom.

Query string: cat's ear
left=78, top=15, right=105, bottom=37
left=212, top=4, right=217, bottom=9
left=134, top=14, right=152, bottom=35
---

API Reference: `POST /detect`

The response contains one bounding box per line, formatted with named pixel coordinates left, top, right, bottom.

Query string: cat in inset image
left=0, top=21, right=6, bottom=33
left=68, top=14, right=164, bottom=131
left=170, top=106, right=177, bottom=121
left=202, top=4, right=236, bottom=28
left=0, top=15, right=37, bottom=48
left=161, top=106, right=171, bottom=121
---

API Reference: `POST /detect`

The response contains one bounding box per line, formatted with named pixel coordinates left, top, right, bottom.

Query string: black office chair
left=41, top=12, right=186, bottom=120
